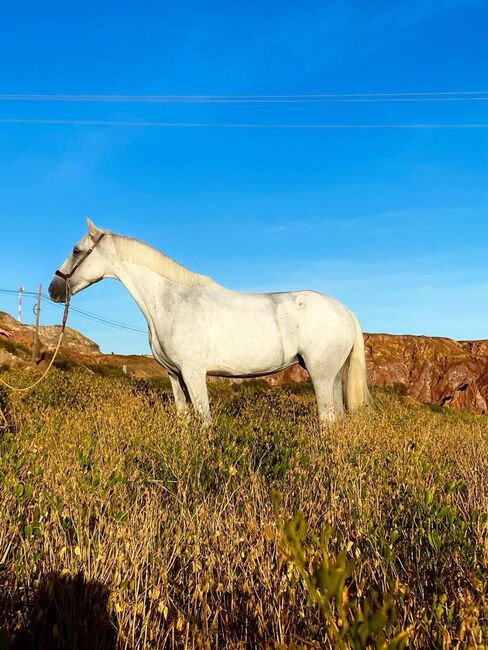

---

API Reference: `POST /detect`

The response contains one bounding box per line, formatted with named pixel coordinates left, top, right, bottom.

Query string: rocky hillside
left=1, top=311, right=487, bottom=413
left=365, top=334, right=488, bottom=413
left=0, top=311, right=165, bottom=379
left=0, top=311, right=100, bottom=354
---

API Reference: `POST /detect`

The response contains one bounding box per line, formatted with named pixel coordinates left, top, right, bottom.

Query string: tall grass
left=0, top=370, right=486, bottom=648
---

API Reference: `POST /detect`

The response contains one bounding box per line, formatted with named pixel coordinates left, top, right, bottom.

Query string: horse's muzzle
left=48, top=275, right=68, bottom=303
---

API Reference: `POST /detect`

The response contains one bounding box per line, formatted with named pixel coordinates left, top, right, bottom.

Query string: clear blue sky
left=0, top=0, right=487, bottom=353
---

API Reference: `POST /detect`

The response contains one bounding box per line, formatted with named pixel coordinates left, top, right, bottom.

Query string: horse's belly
left=207, top=356, right=300, bottom=379
left=206, top=314, right=300, bottom=377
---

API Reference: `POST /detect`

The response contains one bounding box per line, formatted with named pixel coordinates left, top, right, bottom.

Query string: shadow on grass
left=1, top=572, right=117, bottom=650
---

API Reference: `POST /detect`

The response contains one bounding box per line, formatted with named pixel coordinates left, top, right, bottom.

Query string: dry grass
left=0, top=370, right=487, bottom=648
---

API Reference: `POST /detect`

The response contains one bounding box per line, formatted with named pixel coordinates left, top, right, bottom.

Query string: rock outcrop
left=364, top=334, right=488, bottom=413
left=0, top=311, right=100, bottom=354
left=0, top=311, right=165, bottom=379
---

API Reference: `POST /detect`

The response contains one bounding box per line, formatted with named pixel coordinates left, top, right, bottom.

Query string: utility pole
left=32, top=284, right=42, bottom=362
left=18, top=285, right=24, bottom=323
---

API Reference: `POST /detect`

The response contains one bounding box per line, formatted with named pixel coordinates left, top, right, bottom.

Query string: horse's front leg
left=181, top=367, right=211, bottom=422
left=168, top=372, right=190, bottom=413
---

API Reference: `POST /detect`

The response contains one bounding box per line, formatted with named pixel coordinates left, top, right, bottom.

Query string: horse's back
left=196, top=286, right=355, bottom=339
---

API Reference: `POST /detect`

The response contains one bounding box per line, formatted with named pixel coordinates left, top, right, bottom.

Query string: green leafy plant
left=273, top=491, right=411, bottom=649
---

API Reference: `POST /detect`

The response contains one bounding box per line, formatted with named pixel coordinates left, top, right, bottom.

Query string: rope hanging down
left=0, top=300, right=70, bottom=393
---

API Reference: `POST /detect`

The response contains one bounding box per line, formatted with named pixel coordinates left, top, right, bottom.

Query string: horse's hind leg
left=312, top=377, right=336, bottom=422
left=333, top=364, right=346, bottom=416
left=304, top=361, right=337, bottom=423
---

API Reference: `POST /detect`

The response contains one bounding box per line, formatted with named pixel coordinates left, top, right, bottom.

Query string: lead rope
left=0, top=293, right=71, bottom=394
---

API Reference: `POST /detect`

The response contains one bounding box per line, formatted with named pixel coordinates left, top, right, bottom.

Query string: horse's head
left=49, top=219, right=110, bottom=302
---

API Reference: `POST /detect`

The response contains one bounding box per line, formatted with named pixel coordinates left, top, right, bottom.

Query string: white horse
left=49, top=220, right=371, bottom=422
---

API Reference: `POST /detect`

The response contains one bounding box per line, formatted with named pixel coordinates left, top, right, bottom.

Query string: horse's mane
left=113, top=235, right=218, bottom=287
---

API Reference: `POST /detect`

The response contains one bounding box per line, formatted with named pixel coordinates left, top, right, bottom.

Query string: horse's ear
left=86, top=218, right=103, bottom=240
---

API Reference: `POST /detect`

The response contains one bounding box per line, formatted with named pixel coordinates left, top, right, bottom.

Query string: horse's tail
left=344, top=312, right=372, bottom=412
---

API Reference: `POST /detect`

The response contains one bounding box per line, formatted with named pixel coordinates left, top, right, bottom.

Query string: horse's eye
left=73, top=246, right=81, bottom=255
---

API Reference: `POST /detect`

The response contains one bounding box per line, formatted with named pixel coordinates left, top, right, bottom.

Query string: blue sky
left=0, top=0, right=487, bottom=353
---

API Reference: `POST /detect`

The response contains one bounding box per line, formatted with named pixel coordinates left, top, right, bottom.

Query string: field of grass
left=0, top=369, right=487, bottom=649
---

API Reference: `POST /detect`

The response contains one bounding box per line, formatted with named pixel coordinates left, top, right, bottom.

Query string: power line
left=1, top=91, right=488, bottom=103
left=44, top=294, right=148, bottom=334
left=55, top=302, right=147, bottom=334
left=1, top=118, right=488, bottom=129
left=0, top=288, right=147, bottom=335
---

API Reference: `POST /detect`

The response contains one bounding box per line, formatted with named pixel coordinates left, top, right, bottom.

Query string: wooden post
left=32, top=284, right=42, bottom=362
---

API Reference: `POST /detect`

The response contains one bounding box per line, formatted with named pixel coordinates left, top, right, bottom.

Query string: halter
left=55, top=232, right=105, bottom=281
left=0, top=231, right=106, bottom=397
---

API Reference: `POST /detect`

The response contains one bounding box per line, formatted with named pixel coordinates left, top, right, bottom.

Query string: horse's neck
left=112, top=235, right=217, bottom=288
left=113, top=260, right=170, bottom=331
left=109, top=236, right=219, bottom=317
